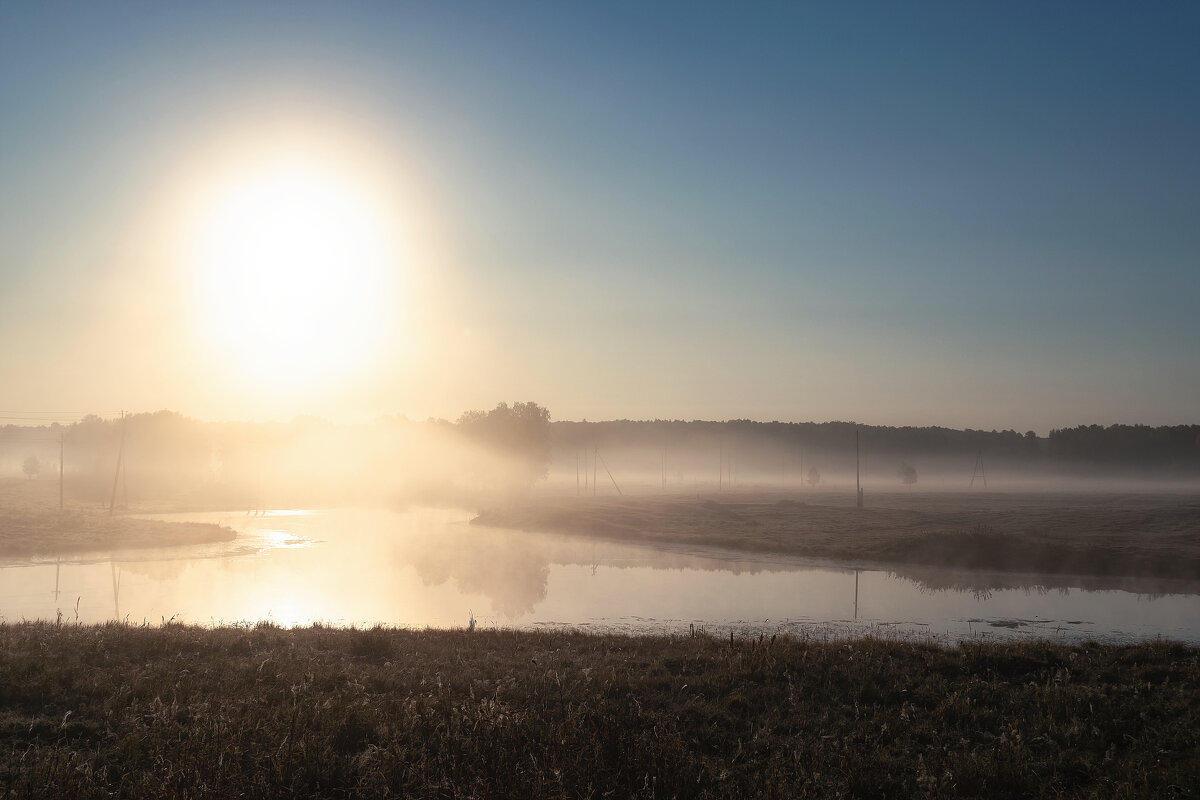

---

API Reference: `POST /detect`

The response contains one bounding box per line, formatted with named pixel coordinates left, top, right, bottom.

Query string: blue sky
left=1, top=2, right=1197, bottom=431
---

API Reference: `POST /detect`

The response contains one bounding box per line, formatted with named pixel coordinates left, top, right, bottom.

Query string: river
left=2, top=507, right=1198, bottom=643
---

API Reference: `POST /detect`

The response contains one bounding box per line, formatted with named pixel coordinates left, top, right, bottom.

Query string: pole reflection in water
left=111, top=562, right=121, bottom=620
left=854, top=569, right=859, bottom=621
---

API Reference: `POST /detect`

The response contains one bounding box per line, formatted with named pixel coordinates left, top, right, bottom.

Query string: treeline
left=548, top=420, right=1200, bottom=487
left=555, top=419, right=1200, bottom=465
left=1047, top=424, right=1200, bottom=465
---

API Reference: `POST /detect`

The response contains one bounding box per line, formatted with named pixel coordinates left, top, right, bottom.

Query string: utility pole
left=597, top=452, right=623, bottom=496
left=58, top=429, right=64, bottom=511
left=856, top=427, right=863, bottom=508
left=970, top=449, right=988, bottom=489
left=108, top=411, right=127, bottom=516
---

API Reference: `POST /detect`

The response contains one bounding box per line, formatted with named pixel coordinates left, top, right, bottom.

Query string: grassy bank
left=0, top=479, right=233, bottom=558
left=0, top=509, right=235, bottom=559
left=1, top=623, right=1197, bottom=798
left=474, top=492, right=1200, bottom=582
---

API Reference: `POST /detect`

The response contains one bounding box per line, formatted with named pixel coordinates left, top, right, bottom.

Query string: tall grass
left=2, top=622, right=1198, bottom=797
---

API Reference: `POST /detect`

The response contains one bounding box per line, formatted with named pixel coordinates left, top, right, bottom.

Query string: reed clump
left=1, top=622, right=1198, bottom=798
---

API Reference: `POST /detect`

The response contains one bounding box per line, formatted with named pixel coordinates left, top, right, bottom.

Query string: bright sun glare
left=183, top=152, right=400, bottom=396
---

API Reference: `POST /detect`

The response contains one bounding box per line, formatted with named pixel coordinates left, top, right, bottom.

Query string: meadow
left=1, top=622, right=1197, bottom=798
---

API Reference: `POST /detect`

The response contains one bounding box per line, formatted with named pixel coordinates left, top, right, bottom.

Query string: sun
left=181, top=152, right=401, bottom=396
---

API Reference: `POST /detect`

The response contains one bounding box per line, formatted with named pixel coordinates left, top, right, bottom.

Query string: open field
left=0, top=479, right=233, bottom=559
left=1, top=622, right=1197, bottom=798
left=475, top=490, right=1200, bottom=582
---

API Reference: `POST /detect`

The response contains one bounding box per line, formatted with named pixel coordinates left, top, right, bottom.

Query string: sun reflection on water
left=258, top=529, right=313, bottom=550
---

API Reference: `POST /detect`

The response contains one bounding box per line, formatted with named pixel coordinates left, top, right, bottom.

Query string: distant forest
left=557, top=420, right=1200, bottom=466
left=552, top=420, right=1200, bottom=487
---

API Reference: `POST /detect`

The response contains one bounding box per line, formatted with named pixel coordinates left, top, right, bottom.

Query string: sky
left=1, top=1, right=1197, bottom=433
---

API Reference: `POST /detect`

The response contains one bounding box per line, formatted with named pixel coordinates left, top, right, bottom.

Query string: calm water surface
left=2, top=507, right=1198, bottom=643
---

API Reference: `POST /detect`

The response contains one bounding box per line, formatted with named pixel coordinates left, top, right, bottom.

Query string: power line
left=0, top=411, right=101, bottom=415
left=0, top=411, right=123, bottom=423
left=0, top=411, right=107, bottom=416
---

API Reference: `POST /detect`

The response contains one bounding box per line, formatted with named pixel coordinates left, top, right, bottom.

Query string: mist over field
left=5, top=409, right=1199, bottom=511
left=1, top=405, right=549, bottom=510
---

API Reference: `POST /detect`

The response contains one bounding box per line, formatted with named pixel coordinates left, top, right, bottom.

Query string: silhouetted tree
left=898, top=462, right=917, bottom=485
left=806, top=465, right=820, bottom=486
left=22, top=455, right=40, bottom=480
left=457, top=402, right=552, bottom=489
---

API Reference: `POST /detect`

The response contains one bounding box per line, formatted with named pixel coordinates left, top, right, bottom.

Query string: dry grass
left=1, top=622, right=1198, bottom=798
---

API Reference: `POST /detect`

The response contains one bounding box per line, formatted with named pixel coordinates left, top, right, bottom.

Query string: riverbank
left=0, top=480, right=234, bottom=558
left=473, top=491, right=1200, bottom=582
left=1, top=622, right=1196, bottom=798
left=0, top=509, right=235, bottom=559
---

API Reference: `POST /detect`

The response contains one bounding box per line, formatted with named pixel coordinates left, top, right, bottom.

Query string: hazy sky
left=1, top=2, right=1197, bottom=432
